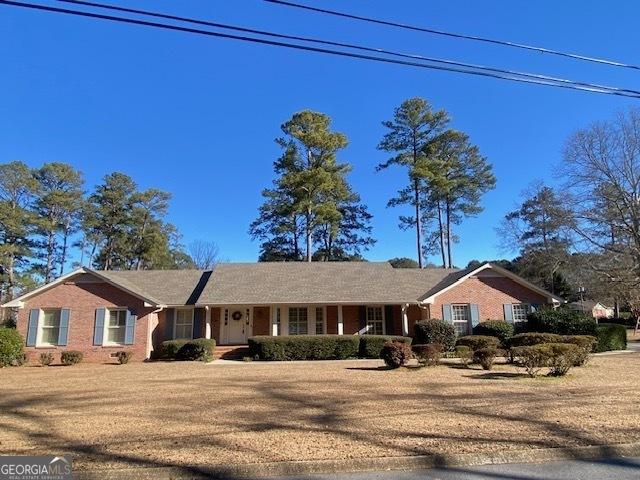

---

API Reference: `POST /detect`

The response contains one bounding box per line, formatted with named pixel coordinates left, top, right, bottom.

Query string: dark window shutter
left=26, top=309, right=39, bottom=347
left=384, top=305, right=394, bottom=335
left=358, top=306, right=366, bottom=331
left=469, top=304, right=480, bottom=332
left=442, top=304, right=453, bottom=324
left=164, top=308, right=175, bottom=340
left=94, top=308, right=106, bottom=345
left=193, top=308, right=203, bottom=339
left=125, top=309, right=137, bottom=345
left=503, top=304, right=514, bottom=323
left=58, top=309, right=70, bottom=346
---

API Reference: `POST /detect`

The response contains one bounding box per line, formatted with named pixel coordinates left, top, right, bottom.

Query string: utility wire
left=51, top=0, right=640, bottom=97
left=265, top=0, right=640, bottom=71
left=2, top=1, right=639, bottom=99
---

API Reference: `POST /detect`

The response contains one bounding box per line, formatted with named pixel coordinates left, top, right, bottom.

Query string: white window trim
left=287, top=306, right=309, bottom=335
left=364, top=305, right=385, bottom=335
left=36, top=308, right=62, bottom=347
left=173, top=307, right=195, bottom=340
left=512, top=303, right=530, bottom=323
left=314, top=306, right=327, bottom=335
left=103, top=307, right=128, bottom=346
left=451, top=304, right=471, bottom=336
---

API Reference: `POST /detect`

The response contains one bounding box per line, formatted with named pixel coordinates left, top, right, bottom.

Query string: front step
left=215, top=345, right=250, bottom=360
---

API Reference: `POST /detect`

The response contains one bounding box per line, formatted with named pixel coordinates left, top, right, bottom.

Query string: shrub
left=508, top=332, right=563, bottom=348
left=161, top=339, right=190, bottom=359
left=115, top=351, right=133, bottom=364
left=595, top=323, right=627, bottom=352
left=176, top=338, right=216, bottom=362
left=542, top=343, right=581, bottom=376
left=456, top=335, right=500, bottom=351
left=359, top=335, right=412, bottom=359
left=39, top=352, right=54, bottom=366
left=13, top=352, right=27, bottom=366
left=380, top=341, right=413, bottom=369
left=413, top=343, right=442, bottom=366
left=61, top=350, right=83, bottom=366
left=511, top=345, right=549, bottom=377
left=472, top=320, right=514, bottom=346
left=413, top=319, right=456, bottom=351
left=562, top=335, right=597, bottom=366
left=473, top=347, right=497, bottom=370
left=0, top=327, right=24, bottom=368
left=455, top=345, right=473, bottom=367
left=248, top=335, right=359, bottom=361
left=527, top=309, right=597, bottom=335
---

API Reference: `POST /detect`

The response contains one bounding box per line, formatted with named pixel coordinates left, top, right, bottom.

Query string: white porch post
left=337, top=305, right=344, bottom=335
left=401, top=304, right=409, bottom=336
left=271, top=305, right=279, bottom=336
left=205, top=306, right=211, bottom=339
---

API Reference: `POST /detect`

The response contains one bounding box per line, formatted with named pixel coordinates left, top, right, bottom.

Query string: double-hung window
left=365, top=306, right=384, bottom=335
left=174, top=309, right=194, bottom=340
left=512, top=304, right=530, bottom=323
left=39, top=309, right=61, bottom=346
left=288, top=307, right=308, bottom=335
left=106, top=309, right=127, bottom=345
left=452, top=304, right=471, bottom=336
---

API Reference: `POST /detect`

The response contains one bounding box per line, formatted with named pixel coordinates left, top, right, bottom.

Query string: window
left=452, top=304, right=471, bottom=336
left=106, top=309, right=127, bottom=345
left=288, top=307, right=308, bottom=335
left=174, top=309, right=194, bottom=339
left=365, top=306, right=384, bottom=335
left=512, top=304, right=530, bottom=323
left=315, top=307, right=325, bottom=335
left=39, top=309, right=61, bottom=346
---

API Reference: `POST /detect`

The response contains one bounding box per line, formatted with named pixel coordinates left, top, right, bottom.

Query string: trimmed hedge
left=0, top=327, right=24, bottom=367
left=472, top=320, right=514, bottom=346
left=380, top=341, right=413, bottom=368
left=595, top=323, right=627, bottom=352
left=161, top=340, right=190, bottom=359
left=249, top=335, right=360, bottom=361
left=527, top=309, right=597, bottom=335
left=175, top=338, right=216, bottom=361
left=413, top=343, right=442, bottom=366
left=414, top=319, right=456, bottom=351
left=359, top=335, right=412, bottom=359
left=456, top=335, right=500, bottom=351
left=473, top=347, right=498, bottom=370
left=508, top=332, right=563, bottom=347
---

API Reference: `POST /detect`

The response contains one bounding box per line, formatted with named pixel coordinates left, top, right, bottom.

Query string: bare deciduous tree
left=188, top=240, right=220, bottom=270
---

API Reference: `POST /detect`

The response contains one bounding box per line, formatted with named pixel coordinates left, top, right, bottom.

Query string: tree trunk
left=414, top=178, right=423, bottom=268
left=436, top=200, right=446, bottom=268
left=6, top=256, right=15, bottom=300
left=446, top=199, right=453, bottom=268
left=46, top=229, right=56, bottom=282
left=60, top=218, right=71, bottom=276
left=305, top=207, right=312, bottom=262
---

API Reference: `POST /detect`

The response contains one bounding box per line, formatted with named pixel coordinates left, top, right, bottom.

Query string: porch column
left=271, top=305, right=279, bottom=336
left=205, top=306, right=212, bottom=339
left=401, top=304, right=409, bottom=336
left=337, top=305, right=344, bottom=335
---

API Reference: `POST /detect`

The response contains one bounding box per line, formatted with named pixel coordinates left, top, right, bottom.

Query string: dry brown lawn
left=1, top=354, right=639, bottom=472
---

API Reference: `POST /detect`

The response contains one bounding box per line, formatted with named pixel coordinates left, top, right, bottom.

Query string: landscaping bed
left=1, top=355, right=639, bottom=472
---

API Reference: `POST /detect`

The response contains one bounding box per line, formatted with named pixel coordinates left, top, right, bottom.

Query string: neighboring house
left=1, top=262, right=563, bottom=362
left=569, top=300, right=615, bottom=319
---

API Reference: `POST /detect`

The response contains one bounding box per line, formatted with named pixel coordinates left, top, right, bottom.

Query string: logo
left=0, top=456, right=72, bottom=480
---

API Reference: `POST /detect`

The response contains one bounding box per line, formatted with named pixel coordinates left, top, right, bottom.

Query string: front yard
left=1, top=355, right=639, bottom=473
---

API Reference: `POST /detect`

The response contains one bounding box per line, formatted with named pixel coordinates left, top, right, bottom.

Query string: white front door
left=227, top=308, right=251, bottom=344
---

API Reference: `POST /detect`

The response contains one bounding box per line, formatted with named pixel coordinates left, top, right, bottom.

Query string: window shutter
left=384, top=305, right=394, bottom=336
left=358, top=306, right=366, bottom=331
left=125, top=309, right=137, bottom=345
left=164, top=308, right=175, bottom=340
left=94, top=308, right=106, bottom=345
left=193, top=308, right=203, bottom=339
left=503, top=304, right=514, bottom=323
left=26, top=309, right=39, bottom=347
left=58, top=308, right=70, bottom=346
left=442, top=304, right=453, bottom=324
left=470, top=304, right=480, bottom=330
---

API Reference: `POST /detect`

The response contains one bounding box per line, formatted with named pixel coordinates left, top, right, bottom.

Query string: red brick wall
left=18, top=275, right=154, bottom=363
left=430, top=272, right=548, bottom=322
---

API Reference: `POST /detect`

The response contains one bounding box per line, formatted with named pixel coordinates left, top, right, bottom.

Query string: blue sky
left=1, top=0, right=639, bottom=267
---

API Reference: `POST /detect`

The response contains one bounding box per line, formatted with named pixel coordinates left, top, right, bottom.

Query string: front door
left=227, top=308, right=250, bottom=344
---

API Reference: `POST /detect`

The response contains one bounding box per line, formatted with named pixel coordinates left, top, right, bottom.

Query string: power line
left=52, top=0, right=640, bottom=97
left=2, top=1, right=639, bottom=99
left=265, top=0, right=640, bottom=71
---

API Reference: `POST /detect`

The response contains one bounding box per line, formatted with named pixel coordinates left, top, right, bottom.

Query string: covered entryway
left=220, top=307, right=252, bottom=344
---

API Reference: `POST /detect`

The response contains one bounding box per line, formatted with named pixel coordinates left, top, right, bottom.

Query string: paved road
left=276, top=457, right=640, bottom=480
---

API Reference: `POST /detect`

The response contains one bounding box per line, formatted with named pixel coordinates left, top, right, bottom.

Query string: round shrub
left=511, top=345, right=549, bottom=378
left=562, top=335, right=597, bottom=366
left=508, top=332, right=563, bottom=348
left=413, top=343, right=442, bottom=366
left=595, top=323, right=627, bottom=352
left=359, top=335, right=412, bottom=359
left=176, top=338, right=216, bottom=362
left=527, top=309, right=597, bottom=335
left=413, top=319, right=456, bottom=351
left=61, top=350, right=83, bottom=366
left=115, top=351, right=133, bottom=364
left=540, top=343, right=581, bottom=376
left=456, top=335, right=500, bottom=351
left=39, top=352, right=54, bottom=366
left=472, top=320, right=514, bottom=346
left=455, top=345, right=473, bottom=367
left=380, top=341, right=413, bottom=369
left=0, top=327, right=24, bottom=367
left=473, top=347, right=497, bottom=370
left=161, top=340, right=190, bottom=359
